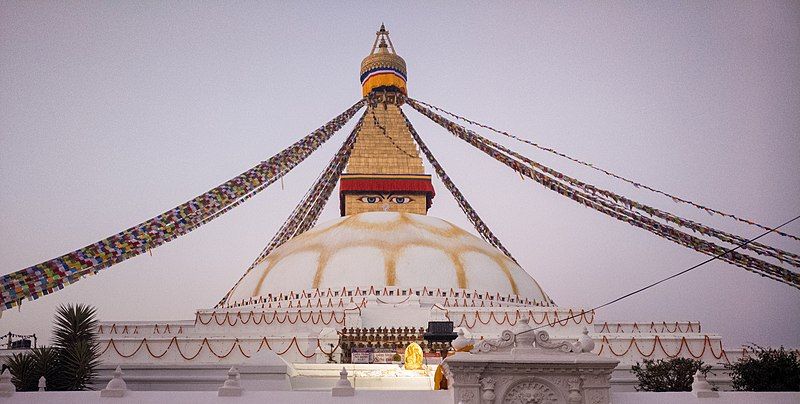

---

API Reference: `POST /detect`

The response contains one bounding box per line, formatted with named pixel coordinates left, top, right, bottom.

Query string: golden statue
left=403, top=342, right=424, bottom=370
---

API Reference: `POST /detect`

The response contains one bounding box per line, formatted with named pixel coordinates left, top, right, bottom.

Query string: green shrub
left=31, top=347, right=63, bottom=390
left=5, top=352, right=38, bottom=391
left=52, top=303, right=100, bottom=390
left=727, top=346, right=800, bottom=391
left=4, top=303, right=100, bottom=391
left=631, top=357, right=711, bottom=392
left=59, top=340, right=100, bottom=390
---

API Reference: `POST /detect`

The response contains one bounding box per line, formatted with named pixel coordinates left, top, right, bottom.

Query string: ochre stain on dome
left=489, top=254, right=519, bottom=295
left=252, top=214, right=479, bottom=292
left=233, top=212, right=550, bottom=303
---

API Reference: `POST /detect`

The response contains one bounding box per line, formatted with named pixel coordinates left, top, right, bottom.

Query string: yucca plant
left=30, top=347, right=63, bottom=391
left=4, top=303, right=101, bottom=391
left=53, top=303, right=98, bottom=349
left=52, top=303, right=100, bottom=390
left=59, top=340, right=100, bottom=390
left=5, top=352, right=38, bottom=391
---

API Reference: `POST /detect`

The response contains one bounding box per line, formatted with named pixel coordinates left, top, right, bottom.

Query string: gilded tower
left=340, top=25, right=435, bottom=216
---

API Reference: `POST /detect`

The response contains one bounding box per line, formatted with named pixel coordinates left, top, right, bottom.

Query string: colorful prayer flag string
left=404, top=98, right=800, bottom=268
left=406, top=98, right=800, bottom=290
left=0, top=99, right=367, bottom=311
left=408, top=97, right=800, bottom=243
left=218, top=111, right=367, bottom=308
left=401, top=109, right=555, bottom=306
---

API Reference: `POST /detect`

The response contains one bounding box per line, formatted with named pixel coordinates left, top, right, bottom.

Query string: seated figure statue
left=403, top=342, right=424, bottom=370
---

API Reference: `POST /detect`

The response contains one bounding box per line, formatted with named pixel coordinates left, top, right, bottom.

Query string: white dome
left=227, top=212, right=550, bottom=304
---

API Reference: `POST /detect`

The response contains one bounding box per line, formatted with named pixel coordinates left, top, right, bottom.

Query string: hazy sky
left=1, top=2, right=798, bottom=349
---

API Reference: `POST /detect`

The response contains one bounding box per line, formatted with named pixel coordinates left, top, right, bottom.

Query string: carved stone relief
left=502, top=380, right=562, bottom=404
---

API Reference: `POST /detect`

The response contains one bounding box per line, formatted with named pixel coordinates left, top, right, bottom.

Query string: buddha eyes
left=389, top=196, right=413, bottom=204
left=359, top=195, right=382, bottom=204
left=357, top=195, right=414, bottom=204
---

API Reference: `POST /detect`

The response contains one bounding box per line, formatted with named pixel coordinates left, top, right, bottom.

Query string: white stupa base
left=94, top=297, right=744, bottom=392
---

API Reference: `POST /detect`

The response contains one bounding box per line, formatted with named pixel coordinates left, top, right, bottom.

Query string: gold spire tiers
left=346, top=104, right=424, bottom=175
left=340, top=25, right=434, bottom=216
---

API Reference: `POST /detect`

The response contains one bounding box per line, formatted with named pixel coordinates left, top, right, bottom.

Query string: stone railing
left=443, top=319, right=618, bottom=404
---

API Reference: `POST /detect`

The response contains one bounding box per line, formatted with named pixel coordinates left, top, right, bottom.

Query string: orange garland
left=100, top=335, right=341, bottom=360
left=595, top=335, right=729, bottom=362
left=452, top=309, right=595, bottom=328
left=99, top=333, right=734, bottom=363
left=100, top=324, right=188, bottom=335
left=597, top=321, right=700, bottom=334
left=194, top=310, right=345, bottom=327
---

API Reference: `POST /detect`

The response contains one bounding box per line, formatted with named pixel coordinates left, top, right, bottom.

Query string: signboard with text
left=372, top=348, right=396, bottom=364
left=351, top=348, right=373, bottom=364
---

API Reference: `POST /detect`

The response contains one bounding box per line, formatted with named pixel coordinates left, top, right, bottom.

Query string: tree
left=727, top=346, right=800, bottom=391
left=631, top=358, right=712, bottom=392
left=4, top=303, right=100, bottom=391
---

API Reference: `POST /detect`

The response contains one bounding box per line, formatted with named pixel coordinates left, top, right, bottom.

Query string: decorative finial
left=0, top=369, right=15, bottom=397
left=218, top=366, right=243, bottom=396
left=332, top=367, right=355, bottom=396
left=691, top=370, right=718, bottom=398
left=370, top=24, right=395, bottom=54
left=452, top=328, right=476, bottom=351
left=100, top=366, right=128, bottom=397
left=577, top=327, right=595, bottom=353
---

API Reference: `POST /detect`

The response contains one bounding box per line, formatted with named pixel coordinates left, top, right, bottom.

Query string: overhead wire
left=526, top=213, right=800, bottom=332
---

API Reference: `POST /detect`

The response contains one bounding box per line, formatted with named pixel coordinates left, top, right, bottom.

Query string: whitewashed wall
left=4, top=390, right=800, bottom=403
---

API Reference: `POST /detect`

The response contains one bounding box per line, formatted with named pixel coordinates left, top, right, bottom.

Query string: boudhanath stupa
left=90, top=26, right=740, bottom=391
left=3, top=25, right=797, bottom=396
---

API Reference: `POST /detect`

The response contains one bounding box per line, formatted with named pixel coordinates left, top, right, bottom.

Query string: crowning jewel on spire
left=360, top=24, right=408, bottom=97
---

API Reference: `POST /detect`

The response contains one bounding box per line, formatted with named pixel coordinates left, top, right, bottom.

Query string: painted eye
left=359, top=195, right=382, bottom=204
left=390, top=196, right=413, bottom=204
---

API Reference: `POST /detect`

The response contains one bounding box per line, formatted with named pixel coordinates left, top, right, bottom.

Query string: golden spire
left=340, top=26, right=433, bottom=216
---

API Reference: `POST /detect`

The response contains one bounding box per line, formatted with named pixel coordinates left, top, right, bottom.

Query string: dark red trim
left=339, top=179, right=435, bottom=196
left=339, top=178, right=435, bottom=216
